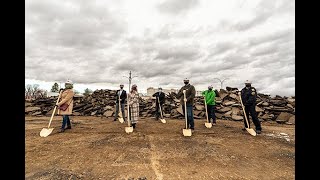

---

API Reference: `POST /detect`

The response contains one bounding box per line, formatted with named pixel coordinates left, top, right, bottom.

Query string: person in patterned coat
left=128, top=84, right=139, bottom=128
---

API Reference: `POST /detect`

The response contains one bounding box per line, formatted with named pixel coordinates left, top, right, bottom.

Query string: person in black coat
left=152, top=87, right=165, bottom=120
left=114, top=84, right=127, bottom=121
left=241, top=80, right=262, bottom=134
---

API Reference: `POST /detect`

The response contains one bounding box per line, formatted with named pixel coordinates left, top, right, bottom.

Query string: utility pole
left=214, top=78, right=229, bottom=90
left=123, top=71, right=138, bottom=92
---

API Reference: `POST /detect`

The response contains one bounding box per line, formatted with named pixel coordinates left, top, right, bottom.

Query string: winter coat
left=129, top=91, right=139, bottom=123
left=176, top=84, right=196, bottom=105
left=57, top=89, right=74, bottom=115
left=201, top=89, right=216, bottom=105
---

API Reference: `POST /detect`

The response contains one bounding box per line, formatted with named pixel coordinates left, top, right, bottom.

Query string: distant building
left=46, top=92, right=84, bottom=98
left=146, top=87, right=178, bottom=96
left=47, top=92, right=59, bottom=97
left=147, top=87, right=203, bottom=97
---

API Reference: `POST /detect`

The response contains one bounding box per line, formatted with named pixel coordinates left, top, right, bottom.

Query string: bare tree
left=25, top=84, right=47, bottom=99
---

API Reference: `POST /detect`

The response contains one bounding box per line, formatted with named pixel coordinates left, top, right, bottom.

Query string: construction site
left=25, top=88, right=295, bottom=179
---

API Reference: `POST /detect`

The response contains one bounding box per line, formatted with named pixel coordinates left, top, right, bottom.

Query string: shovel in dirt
left=125, top=93, right=133, bottom=133
left=182, top=90, right=192, bottom=136
left=203, top=96, right=212, bottom=128
left=157, top=96, right=166, bottom=123
left=40, top=91, right=62, bottom=137
left=118, top=96, right=124, bottom=123
left=238, top=92, right=256, bottom=136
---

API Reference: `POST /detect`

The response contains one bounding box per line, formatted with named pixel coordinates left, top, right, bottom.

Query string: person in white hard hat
left=176, top=78, right=196, bottom=130
left=56, top=79, right=75, bottom=133
left=202, top=85, right=219, bottom=125
left=114, top=84, right=127, bottom=122
left=240, top=80, right=262, bottom=134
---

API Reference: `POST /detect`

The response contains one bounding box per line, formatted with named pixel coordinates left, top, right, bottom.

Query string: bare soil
left=25, top=116, right=295, bottom=180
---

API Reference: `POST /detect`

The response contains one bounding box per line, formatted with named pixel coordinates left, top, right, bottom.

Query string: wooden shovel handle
left=238, top=93, right=250, bottom=128
left=48, top=91, right=62, bottom=128
left=204, top=96, right=209, bottom=123
left=157, top=96, right=164, bottom=119
left=183, top=91, right=188, bottom=129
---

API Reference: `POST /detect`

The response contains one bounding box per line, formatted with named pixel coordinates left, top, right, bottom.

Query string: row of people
left=55, top=79, right=262, bottom=134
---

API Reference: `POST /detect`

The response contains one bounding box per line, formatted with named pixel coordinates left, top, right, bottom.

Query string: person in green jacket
left=202, top=85, right=218, bottom=125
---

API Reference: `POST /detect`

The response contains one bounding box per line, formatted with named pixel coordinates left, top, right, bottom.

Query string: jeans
left=62, top=115, right=71, bottom=129
left=207, top=105, right=216, bottom=123
left=244, top=105, right=262, bottom=131
left=182, top=104, right=194, bottom=129
left=155, top=103, right=164, bottom=119
left=115, top=102, right=125, bottom=120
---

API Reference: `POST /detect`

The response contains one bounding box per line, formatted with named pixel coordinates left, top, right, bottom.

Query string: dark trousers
left=244, top=105, right=262, bottom=131
left=182, top=104, right=194, bottom=129
left=207, top=105, right=216, bottom=123
left=62, top=115, right=71, bottom=129
left=155, top=103, right=163, bottom=119
left=115, top=102, right=125, bottom=121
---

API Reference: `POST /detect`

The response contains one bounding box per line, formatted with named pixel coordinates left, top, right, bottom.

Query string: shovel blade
left=160, top=118, right=166, bottom=123
left=205, top=122, right=212, bottom=128
left=246, top=128, right=257, bottom=136
left=125, top=127, right=133, bottom=133
left=183, top=129, right=192, bottom=136
left=118, top=117, right=124, bottom=123
left=40, top=128, right=54, bottom=137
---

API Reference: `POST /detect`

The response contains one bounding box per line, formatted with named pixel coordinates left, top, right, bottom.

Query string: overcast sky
left=26, top=0, right=295, bottom=96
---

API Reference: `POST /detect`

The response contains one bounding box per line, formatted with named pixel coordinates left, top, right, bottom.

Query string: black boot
left=58, top=128, right=65, bottom=133
left=66, top=126, right=71, bottom=129
left=132, top=123, right=136, bottom=129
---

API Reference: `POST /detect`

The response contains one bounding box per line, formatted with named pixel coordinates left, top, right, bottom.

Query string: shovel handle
left=183, top=91, right=188, bottom=129
left=118, top=95, right=123, bottom=118
left=238, top=92, right=250, bottom=128
left=127, top=93, right=131, bottom=127
left=204, top=96, right=209, bottom=123
left=157, top=96, right=164, bottom=119
left=48, top=91, right=62, bottom=128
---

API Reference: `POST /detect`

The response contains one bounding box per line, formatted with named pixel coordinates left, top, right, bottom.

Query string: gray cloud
left=157, top=0, right=199, bottom=15
left=234, top=12, right=272, bottom=31
left=26, top=0, right=295, bottom=97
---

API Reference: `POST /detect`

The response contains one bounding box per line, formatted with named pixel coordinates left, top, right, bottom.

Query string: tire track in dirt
left=148, top=135, right=164, bottom=180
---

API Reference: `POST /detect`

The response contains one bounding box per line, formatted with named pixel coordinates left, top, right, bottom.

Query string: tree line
left=25, top=83, right=93, bottom=99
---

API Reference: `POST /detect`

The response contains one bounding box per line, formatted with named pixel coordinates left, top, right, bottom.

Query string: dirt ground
left=25, top=116, right=295, bottom=180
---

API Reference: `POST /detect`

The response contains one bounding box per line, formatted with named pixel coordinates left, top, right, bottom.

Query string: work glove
left=184, top=98, right=187, bottom=102
left=183, top=90, right=186, bottom=94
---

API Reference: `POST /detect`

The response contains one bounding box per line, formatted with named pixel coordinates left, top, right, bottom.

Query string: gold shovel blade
left=246, top=128, right=257, bottom=136
left=118, top=117, right=124, bottom=123
left=183, top=129, right=192, bottom=136
left=40, top=128, right=54, bottom=137
left=125, top=126, right=133, bottom=133
left=205, top=122, right=212, bottom=128
left=160, top=118, right=166, bottom=123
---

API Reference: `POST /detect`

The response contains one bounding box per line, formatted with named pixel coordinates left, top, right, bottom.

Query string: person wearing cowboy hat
left=114, top=84, right=127, bottom=122
left=240, top=80, right=262, bottom=134
left=201, top=85, right=218, bottom=125
left=176, top=78, right=196, bottom=130
left=56, top=79, right=75, bottom=133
